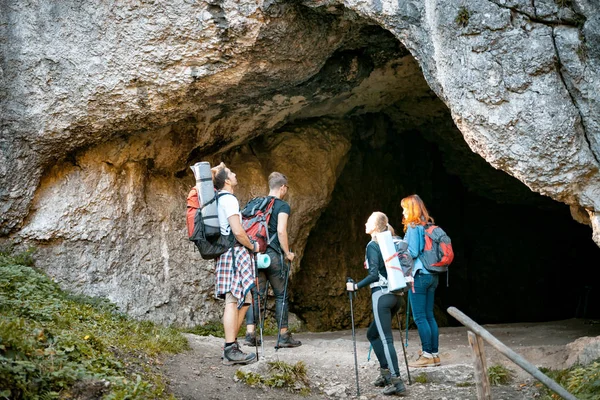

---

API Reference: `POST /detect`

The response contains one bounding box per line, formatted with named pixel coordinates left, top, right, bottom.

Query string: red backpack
left=419, top=224, right=454, bottom=273
left=241, top=196, right=276, bottom=253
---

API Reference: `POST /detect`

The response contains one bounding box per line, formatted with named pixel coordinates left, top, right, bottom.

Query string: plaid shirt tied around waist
left=215, top=245, right=255, bottom=309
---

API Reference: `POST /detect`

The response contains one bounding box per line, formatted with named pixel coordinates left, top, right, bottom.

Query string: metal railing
left=447, top=307, right=578, bottom=400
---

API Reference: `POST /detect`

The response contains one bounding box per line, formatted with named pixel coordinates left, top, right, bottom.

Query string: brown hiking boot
left=275, top=331, right=302, bottom=348
left=408, top=354, right=436, bottom=368
left=433, top=355, right=441, bottom=366
left=223, top=342, right=256, bottom=365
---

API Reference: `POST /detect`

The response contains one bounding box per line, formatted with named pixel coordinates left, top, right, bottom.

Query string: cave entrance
left=288, top=110, right=600, bottom=332
left=212, top=4, right=600, bottom=332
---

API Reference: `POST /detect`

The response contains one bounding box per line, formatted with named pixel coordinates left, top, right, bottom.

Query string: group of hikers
left=206, top=162, right=441, bottom=396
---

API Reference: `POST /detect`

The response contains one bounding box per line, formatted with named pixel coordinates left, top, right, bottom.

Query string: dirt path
left=163, top=319, right=600, bottom=399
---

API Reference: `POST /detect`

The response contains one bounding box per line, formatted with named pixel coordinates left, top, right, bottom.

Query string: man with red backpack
left=244, top=172, right=302, bottom=348
left=212, top=163, right=260, bottom=365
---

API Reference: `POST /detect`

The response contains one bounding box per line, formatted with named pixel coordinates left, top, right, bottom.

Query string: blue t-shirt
left=404, top=224, right=428, bottom=276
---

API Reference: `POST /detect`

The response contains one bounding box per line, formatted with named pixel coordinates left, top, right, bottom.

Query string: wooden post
left=448, top=307, right=578, bottom=400
left=468, top=331, right=492, bottom=400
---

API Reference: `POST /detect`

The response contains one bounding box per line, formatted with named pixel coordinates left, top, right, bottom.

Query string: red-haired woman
left=401, top=194, right=441, bottom=368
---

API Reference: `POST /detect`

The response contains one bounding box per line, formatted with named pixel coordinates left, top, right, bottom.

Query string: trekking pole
left=275, top=256, right=290, bottom=351
left=253, top=255, right=261, bottom=361
left=397, top=312, right=412, bottom=384
left=405, top=292, right=411, bottom=347
left=254, top=254, right=263, bottom=359
left=347, top=277, right=360, bottom=397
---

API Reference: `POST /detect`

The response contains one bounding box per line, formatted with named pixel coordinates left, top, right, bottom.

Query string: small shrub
left=455, top=6, right=471, bottom=28
left=554, top=0, right=573, bottom=8
left=236, top=361, right=310, bottom=394
left=187, top=313, right=282, bottom=338
left=414, top=373, right=428, bottom=384
left=537, top=360, right=600, bottom=399
left=488, top=364, right=513, bottom=386
left=185, top=321, right=226, bottom=337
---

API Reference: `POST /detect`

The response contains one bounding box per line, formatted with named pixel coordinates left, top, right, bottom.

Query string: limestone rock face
left=19, top=119, right=350, bottom=325
left=2, top=0, right=600, bottom=325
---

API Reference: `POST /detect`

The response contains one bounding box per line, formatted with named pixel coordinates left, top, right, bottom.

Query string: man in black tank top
left=245, top=172, right=301, bottom=348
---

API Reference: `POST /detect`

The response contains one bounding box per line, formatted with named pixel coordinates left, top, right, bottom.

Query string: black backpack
left=392, top=237, right=414, bottom=277
left=189, top=192, right=236, bottom=260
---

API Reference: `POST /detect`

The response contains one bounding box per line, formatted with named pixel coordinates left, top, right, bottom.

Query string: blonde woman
left=346, top=212, right=407, bottom=396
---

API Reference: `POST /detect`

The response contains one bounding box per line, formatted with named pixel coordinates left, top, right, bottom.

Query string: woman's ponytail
left=387, top=223, right=396, bottom=236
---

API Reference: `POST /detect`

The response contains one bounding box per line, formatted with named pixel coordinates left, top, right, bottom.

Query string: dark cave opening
left=290, top=113, right=600, bottom=331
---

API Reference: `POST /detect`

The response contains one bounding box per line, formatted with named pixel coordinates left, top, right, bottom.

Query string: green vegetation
left=538, top=360, right=600, bottom=400
left=185, top=312, right=283, bottom=338
left=554, top=0, right=573, bottom=8
left=0, top=248, right=189, bottom=399
left=455, top=6, right=471, bottom=28
left=576, top=32, right=588, bottom=61
left=414, top=373, right=428, bottom=384
left=235, top=361, right=310, bottom=395
left=456, top=381, right=474, bottom=387
left=487, top=364, right=513, bottom=386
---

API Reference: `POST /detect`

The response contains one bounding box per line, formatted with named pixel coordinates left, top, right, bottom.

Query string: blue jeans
left=409, top=271, right=439, bottom=353
left=246, top=249, right=289, bottom=329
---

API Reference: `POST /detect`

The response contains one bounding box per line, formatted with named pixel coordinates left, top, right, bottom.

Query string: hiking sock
left=422, top=351, right=433, bottom=358
left=225, top=342, right=235, bottom=347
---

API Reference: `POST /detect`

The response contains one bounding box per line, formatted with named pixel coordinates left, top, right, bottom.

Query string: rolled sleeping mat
left=190, top=161, right=220, bottom=238
left=375, top=230, right=407, bottom=293
left=256, top=253, right=271, bottom=269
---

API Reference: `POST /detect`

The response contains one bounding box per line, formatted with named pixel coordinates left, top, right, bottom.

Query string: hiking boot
left=244, top=332, right=261, bottom=346
left=382, top=376, right=407, bottom=396
left=433, top=355, right=441, bottom=366
left=408, top=354, right=436, bottom=368
left=223, top=342, right=256, bottom=365
left=275, top=332, right=302, bottom=348
left=372, top=368, right=392, bottom=387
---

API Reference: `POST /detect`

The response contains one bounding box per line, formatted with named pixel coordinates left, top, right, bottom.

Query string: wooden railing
left=447, top=307, right=578, bottom=400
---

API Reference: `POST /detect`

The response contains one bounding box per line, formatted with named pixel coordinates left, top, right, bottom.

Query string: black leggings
left=367, top=290, right=402, bottom=377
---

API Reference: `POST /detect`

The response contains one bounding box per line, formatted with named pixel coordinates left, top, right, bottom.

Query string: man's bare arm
left=277, top=213, right=294, bottom=261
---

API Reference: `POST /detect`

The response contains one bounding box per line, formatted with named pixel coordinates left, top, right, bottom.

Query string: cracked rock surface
left=1, top=0, right=599, bottom=325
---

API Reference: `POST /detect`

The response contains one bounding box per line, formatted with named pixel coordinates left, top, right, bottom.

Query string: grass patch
left=488, top=364, right=513, bottom=386
left=0, top=250, right=189, bottom=399
left=235, top=361, right=310, bottom=395
left=456, top=381, right=474, bottom=387
left=414, top=373, right=428, bottom=384
left=185, top=313, right=284, bottom=338
left=537, top=360, right=600, bottom=399
left=455, top=6, right=471, bottom=28
left=554, top=0, right=573, bottom=8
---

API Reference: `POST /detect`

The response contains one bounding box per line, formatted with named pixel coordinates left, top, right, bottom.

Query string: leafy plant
left=455, top=6, right=471, bottom=28
left=235, top=361, right=310, bottom=394
left=538, top=360, right=600, bottom=399
left=488, top=364, right=513, bottom=386
left=0, top=250, right=187, bottom=399
left=554, top=0, right=573, bottom=8
left=414, top=373, right=428, bottom=384
left=186, top=313, right=283, bottom=338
